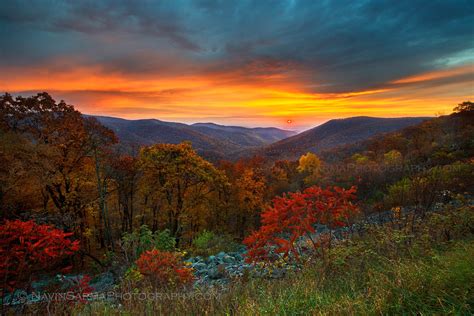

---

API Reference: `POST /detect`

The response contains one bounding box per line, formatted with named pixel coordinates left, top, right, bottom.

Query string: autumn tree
left=269, top=160, right=299, bottom=196
left=0, top=132, right=41, bottom=217
left=297, top=152, right=322, bottom=185
left=0, top=93, right=117, bottom=250
left=108, top=154, right=140, bottom=232
left=383, top=150, right=403, bottom=165
left=217, top=158, right=267, bottom=238
left=244, top=186, right=359, bottom=263
left=84, top=117, right=118, bottom=249
left=234, top=168, right=266, bottom=237
left=139, top=142, right=227, bottom=242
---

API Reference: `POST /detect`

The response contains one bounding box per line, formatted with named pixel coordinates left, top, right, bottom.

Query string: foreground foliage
left=244, top=185, right=358, bottom=262
left=55, top=203, right=473, bottom=315
left=1, top=94, right=472, bottom=314
left=0, top=220, right=79, bottom=292
left=135, top=249, right=194, bottom=288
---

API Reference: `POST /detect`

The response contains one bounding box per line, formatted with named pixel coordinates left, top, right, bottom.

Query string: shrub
left=121, top=225, right=176, bottom=263
left=135, top=249, right=193, bottom=288
left=192, top=230, right=240, bottom=257
left=193, top=230, right=214, bottom=250
left=384, top=161, right=474, bottom=211
left=64, top=275, right=94, bottom=305
left=0, top=219, right=79, bottom=291
left=244, top=186, right=359, bottom=263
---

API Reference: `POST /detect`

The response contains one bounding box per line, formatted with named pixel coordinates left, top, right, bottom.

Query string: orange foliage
left=244, top=186, right=359, bottom=262
left=136, top=249, right=194, bottom=287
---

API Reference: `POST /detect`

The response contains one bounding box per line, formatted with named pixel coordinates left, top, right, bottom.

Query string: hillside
left=91, top=115, right=295, bottom=160
left=256, top=116, right=430, bottom=160
left=192, top=123, right=296, bottom=147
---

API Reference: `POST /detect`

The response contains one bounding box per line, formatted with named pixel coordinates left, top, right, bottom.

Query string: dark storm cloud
left=0, top=0, right=473, bottom=92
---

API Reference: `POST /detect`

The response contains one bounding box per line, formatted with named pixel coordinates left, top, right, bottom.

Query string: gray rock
left=91, top=272, right=115, bottom=292
left=192, top=262, right=207, bottom=271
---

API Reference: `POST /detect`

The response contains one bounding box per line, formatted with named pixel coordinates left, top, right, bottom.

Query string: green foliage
left=386, top=177, right=412, bottom=206
left=191, top=230, right=240, bottom=257
left=385, top=161, right=474, bottom=209
left=351, top=153, right=369, bottom=164
left=192, top=230, right=214, bottom=250
left=383, top=149, right=402, bottom=164
left=121, top=225, right=176, bottom=262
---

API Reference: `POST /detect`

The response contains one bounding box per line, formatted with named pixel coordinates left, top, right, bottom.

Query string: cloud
left=1, top=1, right=472, bottom=86
left=0, top=0, right=473, bottom=129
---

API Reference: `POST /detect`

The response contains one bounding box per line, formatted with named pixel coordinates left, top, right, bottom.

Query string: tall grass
left=23, top=205, right=474, bottom=315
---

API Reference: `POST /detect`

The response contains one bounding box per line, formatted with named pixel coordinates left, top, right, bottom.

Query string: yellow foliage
left=297, top=152, right=322, bottom=184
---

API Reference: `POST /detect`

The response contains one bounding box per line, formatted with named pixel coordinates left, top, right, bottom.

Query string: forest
left=1, top=93, right=473, bottom=314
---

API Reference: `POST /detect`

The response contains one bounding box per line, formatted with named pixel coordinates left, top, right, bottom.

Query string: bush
left=191, top=230, right=240, bottom=257
left=0, top=220, right=79, bottom=291
left=135, top=249, right=193, bottom=288
left=121, top=225, right=176, bottom=263
left=384, top=161, right=474, bottom=210
left=244, top=185, right=359, bottom=263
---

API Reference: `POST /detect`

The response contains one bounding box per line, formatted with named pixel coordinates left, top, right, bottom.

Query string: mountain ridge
left=89, top=115, right=296, bottom=160
left=88, top=114, right=431, bottom=161
left=248, top=116, right=432, bottom=160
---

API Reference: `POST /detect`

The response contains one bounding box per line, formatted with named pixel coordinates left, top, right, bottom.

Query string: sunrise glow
left=0, top=1, right=472, bottom=131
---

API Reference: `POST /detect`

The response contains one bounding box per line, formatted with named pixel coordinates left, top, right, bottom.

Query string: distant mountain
left=254, top=116, right=431, bottom=160
left=90, top=115, right=296, bottom=160
left=191, top=122, right=297, bottom=147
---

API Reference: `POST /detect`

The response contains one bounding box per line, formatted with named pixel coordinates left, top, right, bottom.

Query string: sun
left=286, top=119, right=293, bottom=124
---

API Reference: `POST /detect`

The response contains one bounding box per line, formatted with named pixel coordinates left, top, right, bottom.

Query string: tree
left=234, top=168, right=266, bottom=237
left=297, top=152, right=322, bottom=185
left=244, top=186, right=359, bottom=263
left=453, top=101, right=473, bottom=114
left=383, top=150, right=403, bottom=165
left=351, top=153, right=369, bottom=164
left=108, top=154, right=140, bottom=233
left=83, top=117, right=118, bottom=249
left=269, top=160, right=299, bottom=196
left=0, top=93, right=117, bottom=250
left=139, top=142, right=226, bottom=242
left=217, top=158, right=267, bottom=237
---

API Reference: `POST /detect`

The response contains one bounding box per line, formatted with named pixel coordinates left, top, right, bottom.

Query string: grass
left=77, top=241, right=473, bottom=315
left=229, top=240, right=473, bottom=315
left=21, top=205, right=474, bottom=315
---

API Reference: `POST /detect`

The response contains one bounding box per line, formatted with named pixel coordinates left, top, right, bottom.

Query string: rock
left=208, top=266, right=224, bottom=279
left=271, top=269, right=286, bottom=279
left=222, top=255, right=234, bottom=264
left=192, top=262, right=207, bottom=271
left=91, top=272, right=115, bottom=292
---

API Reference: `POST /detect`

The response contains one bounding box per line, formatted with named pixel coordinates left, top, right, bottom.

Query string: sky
left=0, top=0, right=473, bottom=131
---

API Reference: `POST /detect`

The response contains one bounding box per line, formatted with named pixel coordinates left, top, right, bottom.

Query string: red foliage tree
left=244, top=186, right=359, bottom=262
left=136, top=249, right=194, bottom=288
left=0, top=220, right=80, bottom=291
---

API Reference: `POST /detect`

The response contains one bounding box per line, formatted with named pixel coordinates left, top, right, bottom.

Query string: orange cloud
left=1, top=61, right=472, bottom=131
left=391, top=65, right=473, bottom=84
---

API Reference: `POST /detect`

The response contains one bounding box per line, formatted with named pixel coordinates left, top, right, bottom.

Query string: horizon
left=1, top=1, right=473, bottom=131
left=87, top=111, right=436, bottom=133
